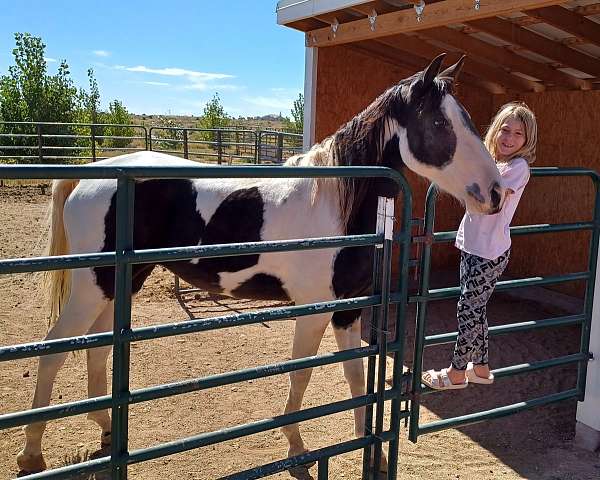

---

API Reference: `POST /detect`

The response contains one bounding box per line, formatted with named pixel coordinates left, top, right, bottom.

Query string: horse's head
left=388, top=54, right=505, bottom=214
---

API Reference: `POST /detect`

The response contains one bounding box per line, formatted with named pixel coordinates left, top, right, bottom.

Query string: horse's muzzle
left=466, top=181, right=505, bottom=214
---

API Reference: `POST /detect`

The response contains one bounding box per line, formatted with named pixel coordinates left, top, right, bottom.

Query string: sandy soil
left=0, top=184, right=599, bottom=479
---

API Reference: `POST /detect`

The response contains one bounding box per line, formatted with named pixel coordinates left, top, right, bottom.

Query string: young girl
left=423, top=102, right=538, bottom=390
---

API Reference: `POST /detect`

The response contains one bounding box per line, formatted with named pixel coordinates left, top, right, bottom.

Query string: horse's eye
left=434, top=119, right=446, bottom=128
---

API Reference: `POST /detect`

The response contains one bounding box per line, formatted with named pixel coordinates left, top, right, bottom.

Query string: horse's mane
left=285, top=75, right=412, bottom=232
left=285, top=75, right=455, bottom=233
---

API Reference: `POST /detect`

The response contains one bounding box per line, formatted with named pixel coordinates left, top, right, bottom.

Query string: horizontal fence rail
left=0, top=121, right=302, bottom=166
left=0, top=164, right=412, bottom=480
left=408, top=167, right=600, bottom=442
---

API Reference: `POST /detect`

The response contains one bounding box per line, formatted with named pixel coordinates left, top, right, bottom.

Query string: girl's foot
left=466, top=362, right=494, bottom=384
left=446, top=365, right=468, bottom=385
left=422, top=367, right=468, bottom=390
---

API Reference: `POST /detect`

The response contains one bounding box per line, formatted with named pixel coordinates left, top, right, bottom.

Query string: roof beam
left=306, top=0, right=565, bottom=47
left=351, top=40, right=506, bottom=94
left=421, top=26, right=583, bottom=89
left=524, top=5, right=600, bottom=46
left=574, top=3, right=600, bottom=16
left=378, top=33, right=542, bottom=92
left=468, top=17, right=599, bottom=82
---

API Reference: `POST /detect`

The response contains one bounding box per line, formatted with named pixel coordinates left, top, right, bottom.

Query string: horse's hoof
left=100, top=431, right=112, bottom=448
left=288, top=448, right=316, bottom=469
left=16, top=450, right=46, bottom=474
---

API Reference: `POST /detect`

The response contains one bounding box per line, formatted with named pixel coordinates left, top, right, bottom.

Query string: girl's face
left=495, top=117, right=526, bottom=161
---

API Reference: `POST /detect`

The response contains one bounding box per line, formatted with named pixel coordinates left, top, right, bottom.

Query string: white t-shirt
left=455, top=157, right=530, bottom=260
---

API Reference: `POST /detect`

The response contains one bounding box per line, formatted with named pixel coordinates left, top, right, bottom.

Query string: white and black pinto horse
left=16, top=55, right=505, bottom=474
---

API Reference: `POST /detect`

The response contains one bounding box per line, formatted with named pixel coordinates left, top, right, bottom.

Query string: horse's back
left=61, top=151, right=341, bottom=303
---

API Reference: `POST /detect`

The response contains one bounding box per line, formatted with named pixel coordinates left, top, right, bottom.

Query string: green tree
left=197, top=93, right=230, bottom=150
left=0, top=33, right=133, bottom=163
left=153, top=116, right=183, bottom=151
left=103, top=100, right=134, bottom=149
left=282, top=93, right=304, bottom=134
left=0, top=33, right=82, bottom=162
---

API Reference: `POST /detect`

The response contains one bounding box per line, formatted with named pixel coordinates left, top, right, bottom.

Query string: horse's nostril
left=466, top=183, right=484, bottom=203
left=491, top=188, right=501, bottom=209
left=490, top=181, right=502, bottom=209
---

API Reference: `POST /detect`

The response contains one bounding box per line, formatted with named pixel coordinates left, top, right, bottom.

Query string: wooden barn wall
left=315, top=45, right=494, bottom=286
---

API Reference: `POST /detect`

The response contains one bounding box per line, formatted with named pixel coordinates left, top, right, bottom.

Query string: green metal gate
left=1, top=164, right=598, bottom=479
left=408, top=167, right=600, bottom=442
left=0, top=164, right=412, bottom=480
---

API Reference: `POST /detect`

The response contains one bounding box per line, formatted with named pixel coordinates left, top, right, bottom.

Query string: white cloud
left=182, top=82, right=240, bottom=91
left=44, top=57, right=57, bottom=63
left=115, top=64, right=233, bottom=81
left=93, top=50, right=111, bottom=57
left=143, top=81, right=170, bottom=86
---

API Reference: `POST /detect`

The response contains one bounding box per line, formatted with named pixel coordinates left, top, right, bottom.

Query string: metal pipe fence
left=407, top=167, right=600, bottom=442
left=0, top=164, right=412, bottom=480
left=1, top=161, right=598, bottom=477
left=0, top=121, right=303, bottom=165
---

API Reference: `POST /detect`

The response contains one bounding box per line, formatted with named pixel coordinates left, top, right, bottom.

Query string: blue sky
left=0, top=1, right=306, bottom=117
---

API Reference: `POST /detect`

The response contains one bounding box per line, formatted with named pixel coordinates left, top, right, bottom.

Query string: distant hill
left=130, top=113, right=288, bottom=131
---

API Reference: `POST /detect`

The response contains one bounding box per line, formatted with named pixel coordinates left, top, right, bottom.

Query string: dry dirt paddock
left=0, top=184, right=599, bottom=480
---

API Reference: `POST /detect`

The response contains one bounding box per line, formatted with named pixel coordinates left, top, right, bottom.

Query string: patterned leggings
left=451, top=249, right=510, bottom=370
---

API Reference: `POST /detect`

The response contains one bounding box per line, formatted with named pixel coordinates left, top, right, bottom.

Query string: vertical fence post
left=255, top=130, right=261, bottom=164
left=578, top=176, right=600, bottom=400
left=91, top=124, right=97, bottom=162
left=373, top=197, right=395, bottom=476
left=148, top=127, right=154, bottom=152
left=183, top=129, right=189, bottom=159
left=386, top=184, right=413, bottom=480
left=408, top=184, right=437, bottom=443
left=217, top=130, right=223, bottom=164
left=111, top=174, right=135, bottom=479
left=37, top=124, right=43, bottom=163
left=277, top=132, right=284, bottom=163
left=362, top=198, right=387, bottom=479
left=143, top=127, right=149, bottom=151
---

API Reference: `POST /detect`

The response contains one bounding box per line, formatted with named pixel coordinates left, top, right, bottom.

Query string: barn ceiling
left=277, top=0, right=600, bottom=94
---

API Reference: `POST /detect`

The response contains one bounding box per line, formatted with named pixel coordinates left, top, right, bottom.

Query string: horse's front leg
left=281, top=313, right=330, bottom=459
left=333, top=316, right=388, bottom=473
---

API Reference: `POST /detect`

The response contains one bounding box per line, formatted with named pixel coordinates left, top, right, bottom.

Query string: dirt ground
left=0, top=184, right=599, bottom=480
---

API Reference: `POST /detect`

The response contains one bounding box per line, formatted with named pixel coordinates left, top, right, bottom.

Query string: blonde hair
left=484, top=102, right=537, bottom=164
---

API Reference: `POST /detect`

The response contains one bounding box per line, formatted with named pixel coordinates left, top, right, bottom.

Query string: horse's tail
left=43, top=179, right=79, bottom=329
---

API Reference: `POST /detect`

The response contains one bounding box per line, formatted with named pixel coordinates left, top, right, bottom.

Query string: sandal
left=466, top=362, right=494, bottom=384
left=422, top=368, right=468, bottom=390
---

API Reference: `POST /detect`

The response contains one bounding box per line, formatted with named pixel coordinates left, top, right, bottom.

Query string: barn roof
left=276, top=0, right=600, bottom=94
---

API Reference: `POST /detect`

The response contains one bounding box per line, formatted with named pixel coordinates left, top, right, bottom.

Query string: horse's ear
left=420, top=53, right=446, bottom=89
left=439, top=55, right=466, bottom=82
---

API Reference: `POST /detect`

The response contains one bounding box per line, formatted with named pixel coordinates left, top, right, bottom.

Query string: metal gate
left=408, top=167, right=600, bottom=442
left=0, top=164, right=412, bottom=479
left=1, top=164, right=598, bottom=479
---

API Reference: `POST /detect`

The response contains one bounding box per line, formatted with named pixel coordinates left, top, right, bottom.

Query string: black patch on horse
left=169, top=186, right=265, bottom=292
left=94, top=182, right=266, bottom=299
left=404, top=80, right=457, bottom=169
left=94, top=179, right=204, bottom=299
left=231, top=273, right=290, bottom=301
